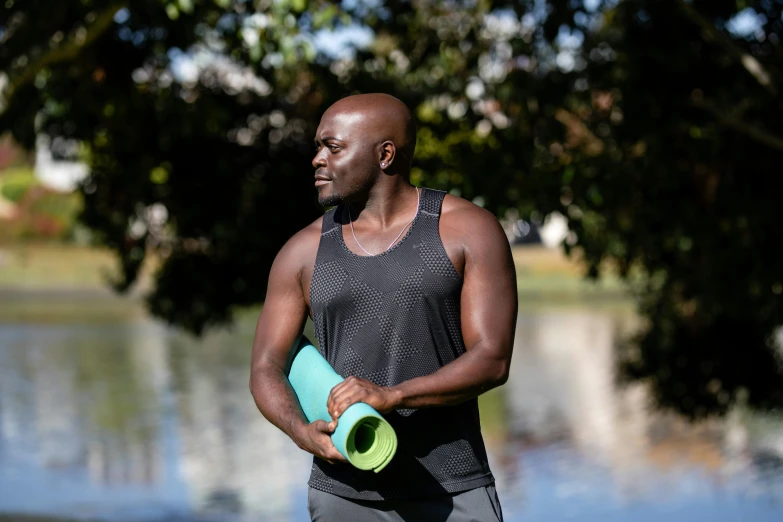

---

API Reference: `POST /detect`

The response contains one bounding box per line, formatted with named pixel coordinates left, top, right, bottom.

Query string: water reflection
left=0, top=305, right=311, bottom=521
left=0, top=298, right=781, bottom=521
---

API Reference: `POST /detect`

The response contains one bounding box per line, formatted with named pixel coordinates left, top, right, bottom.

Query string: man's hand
left=327, top=376, right=400, bottom=421
left=293, top=420, right=348, bottom=465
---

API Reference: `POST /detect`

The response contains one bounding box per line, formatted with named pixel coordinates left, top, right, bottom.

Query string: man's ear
left=379, top=141, right=396, bottom=170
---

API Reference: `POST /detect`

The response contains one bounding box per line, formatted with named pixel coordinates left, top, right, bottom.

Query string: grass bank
left=0, top=243, right=155, bottom=293
left=511, top=245, right=628, bottom=301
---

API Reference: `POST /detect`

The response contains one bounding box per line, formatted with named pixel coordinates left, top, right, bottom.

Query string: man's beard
left=318, top=192, right=344, bottom=207
left=317, top=176, right=373, bottom=207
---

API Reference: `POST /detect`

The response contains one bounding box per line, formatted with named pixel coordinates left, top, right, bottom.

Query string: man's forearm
left=326, top=342, right=511, bottom=420
left=249, top=362, right=309, bottom=441
left=389, top=345, right=509, bottom=409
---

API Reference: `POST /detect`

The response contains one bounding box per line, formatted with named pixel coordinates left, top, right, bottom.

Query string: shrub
left=0, top=185, right=83, bottom=242
left=0, top=167, right=37, bottom=203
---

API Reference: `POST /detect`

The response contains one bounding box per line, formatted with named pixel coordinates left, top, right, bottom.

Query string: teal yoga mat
left=288, top=340, right=398, bottom=472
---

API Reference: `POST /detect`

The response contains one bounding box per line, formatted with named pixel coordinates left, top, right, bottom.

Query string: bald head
left=312, top=94, right=418, bottom=206
left=322, top=93, right=417, bottom=170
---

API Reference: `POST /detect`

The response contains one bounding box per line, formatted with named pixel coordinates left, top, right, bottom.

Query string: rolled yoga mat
left=288, top=340, right=398, bottom=473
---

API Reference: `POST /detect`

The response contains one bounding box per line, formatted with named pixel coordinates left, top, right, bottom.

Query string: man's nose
left=312, top=149, right=326, bottom=169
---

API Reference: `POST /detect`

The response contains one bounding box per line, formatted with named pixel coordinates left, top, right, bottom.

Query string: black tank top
left=307, top=188, right=494, bottom=500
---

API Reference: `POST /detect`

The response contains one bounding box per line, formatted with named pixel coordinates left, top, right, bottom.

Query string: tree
left=1, top=0, right=525, bottom=332
left=331, top=0, right=783, bottom=416
left=511, top=0, right=783, bottom=417
left=2, top=0, right=782, bottom=416
left=1, top=0, right=334, bottom=332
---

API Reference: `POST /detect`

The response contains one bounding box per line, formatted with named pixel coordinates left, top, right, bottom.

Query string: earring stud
left=381, top=162, right=387, bottom=168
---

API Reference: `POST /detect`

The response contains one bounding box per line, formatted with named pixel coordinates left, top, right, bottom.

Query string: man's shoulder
left=296, top=214, right=327, bottom=242
left=275, top=214, right=326, bottom=266
left=440, top=193, right=502, bottom=235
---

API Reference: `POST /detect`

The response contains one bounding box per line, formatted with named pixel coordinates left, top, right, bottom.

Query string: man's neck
left=349, top=176, right=418, bottom=228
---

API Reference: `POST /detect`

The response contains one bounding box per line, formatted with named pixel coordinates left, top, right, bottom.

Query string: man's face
left=312, top=109, right=377, bottom=206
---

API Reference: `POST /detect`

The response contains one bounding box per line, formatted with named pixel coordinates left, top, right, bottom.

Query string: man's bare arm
left=249, top=225, right=346, bottom=463
left=327, top=201, right=517, bottom=418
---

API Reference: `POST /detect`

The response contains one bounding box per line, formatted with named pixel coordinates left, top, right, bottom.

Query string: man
left=250, top=93, right=517, bottom=521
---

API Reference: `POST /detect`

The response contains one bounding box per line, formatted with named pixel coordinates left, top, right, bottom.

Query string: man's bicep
left=251, top=243, right=309, bottom=373
left=460, top=211, right=518, bottom=355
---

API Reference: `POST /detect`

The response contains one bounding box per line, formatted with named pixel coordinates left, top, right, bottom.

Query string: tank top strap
left=320, top=207, right=340, bottom=236
left=419, top=187, right=447, bottom=219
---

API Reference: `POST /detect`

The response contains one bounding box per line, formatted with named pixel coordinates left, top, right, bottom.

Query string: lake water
left=1, top=295, right=782, bottom=521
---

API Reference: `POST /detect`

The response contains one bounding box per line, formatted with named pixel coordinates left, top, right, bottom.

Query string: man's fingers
left=328, top=380, right=354, bottom=401
left=313, top=419, right=335, bottom=434
left=314, top=429, right=347, bottom=464
left=328, top=377, right=376, bottom=419
left=328, top=377, right=361, bottom=402
left=329, top=390, right=359, bottom=419
left=326, top=446, right=348, bottom=463
left=328, top=387, right=349, bottom=412
left=319, top=453, right=344, bottom=465
left=330, top=380, right=349, bottom=395
left=327, top=379, right=352, bottom=405
left=326, top=386, right=343, bottom=418
left=332, top=383, right=364, bottom=403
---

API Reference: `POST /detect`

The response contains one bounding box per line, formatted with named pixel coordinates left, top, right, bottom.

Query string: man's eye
left=328, top=145, right=340, bottom=152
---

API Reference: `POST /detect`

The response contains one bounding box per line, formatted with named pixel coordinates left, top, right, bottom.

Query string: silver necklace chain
left=349, top=187, right=420, bottom=256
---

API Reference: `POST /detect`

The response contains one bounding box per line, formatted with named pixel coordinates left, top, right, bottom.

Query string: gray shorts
left=307, top=484, right=503, bottom=522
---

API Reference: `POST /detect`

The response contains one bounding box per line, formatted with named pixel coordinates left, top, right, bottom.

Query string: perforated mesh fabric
left=307, top=188, right=494, bottom=500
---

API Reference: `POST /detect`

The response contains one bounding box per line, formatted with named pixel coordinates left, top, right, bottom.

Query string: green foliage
left=2, top=0, right=783, bottom=414
left=535, top=0, right=783, bottom=417
left=0, top=166, right=36, bottom=202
